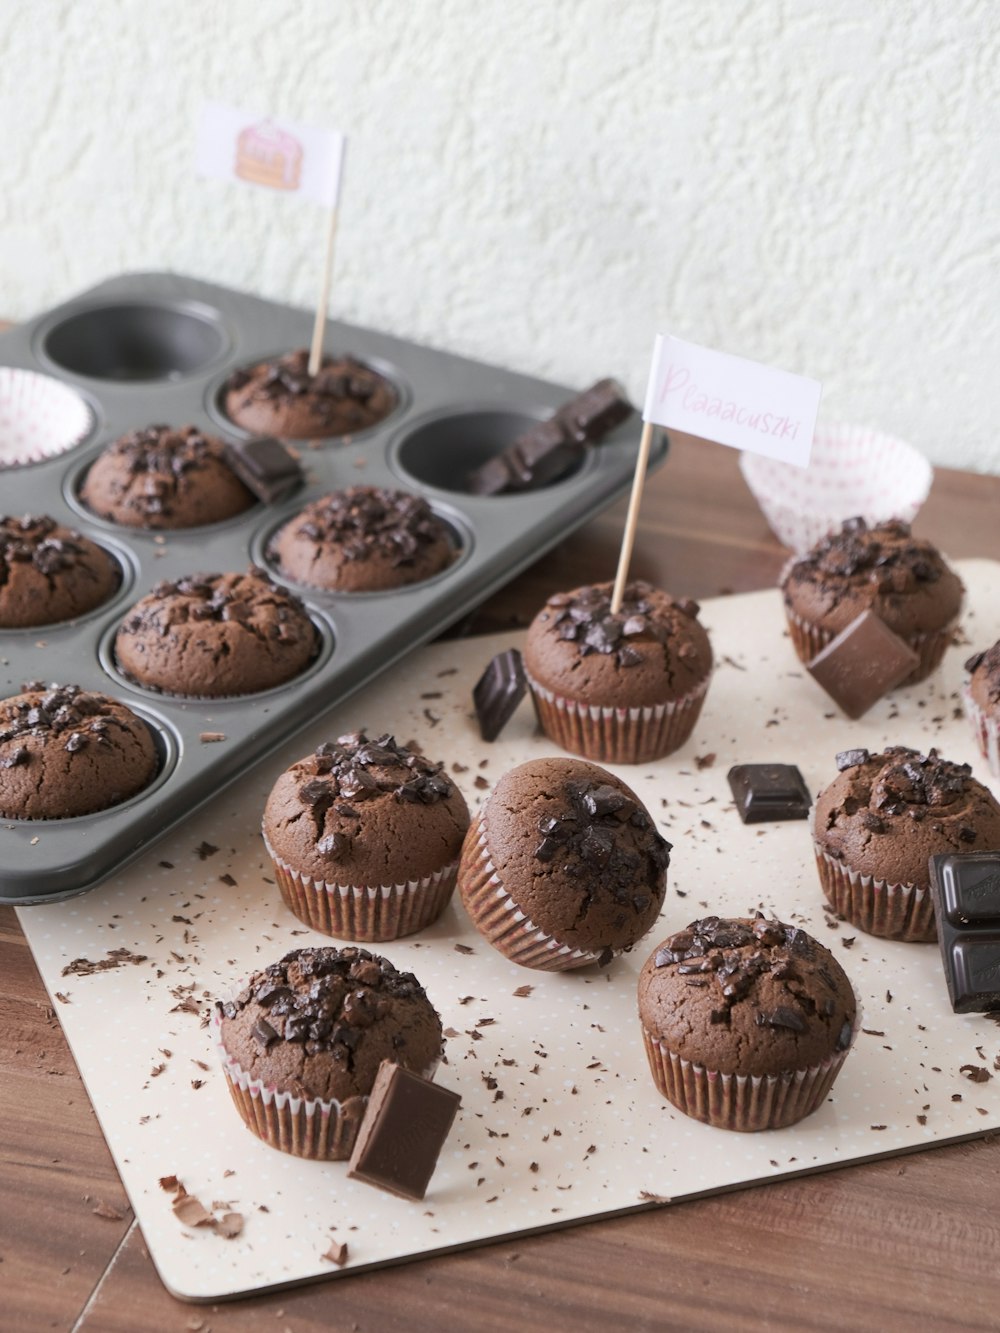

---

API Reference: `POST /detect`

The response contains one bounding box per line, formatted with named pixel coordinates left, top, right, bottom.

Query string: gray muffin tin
left=0, top=271, right=667, bottom=904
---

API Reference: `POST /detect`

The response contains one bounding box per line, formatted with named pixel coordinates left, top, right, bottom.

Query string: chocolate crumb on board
left=195, top=840, right=219, bottom=860
left=513, top=985, right=534, bottom=998
left=454, top=943, right=475, bottom=955
left=323, top=1238, right=349, bottom=1265
left=960, top=1065, right=992, bottom=1083
left=92, top=1201, right=126, bottom=1221
left=61, top=948, right=148, bottom=977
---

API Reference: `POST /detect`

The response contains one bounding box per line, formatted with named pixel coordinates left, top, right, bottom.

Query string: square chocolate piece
left=806, top=610, right=919, bottom=719
left=473, top=648, right=527, bottom=742
left=347, top=1061, right=461, bottom=1201
left=222, top=437, right=303, bottom=504
left=929, top=852, right=1000, bottom=1012
left=727, top=763, right=811, bottom=824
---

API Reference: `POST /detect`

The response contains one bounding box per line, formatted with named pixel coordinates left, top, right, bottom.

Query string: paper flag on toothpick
left=195, top=101, right=346, bottom=209
left=642, top=334, right=822, bottom=468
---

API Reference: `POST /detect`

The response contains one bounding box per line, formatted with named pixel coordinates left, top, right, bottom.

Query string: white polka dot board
left=16, top=559, right=1000, bottom=1302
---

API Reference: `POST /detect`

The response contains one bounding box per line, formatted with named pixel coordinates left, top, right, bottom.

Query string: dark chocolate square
left=473, top=648, right=527, bottom=742
left=929, top=852, right=1000, bottom=1012
left=727, top=763, right=812, bottom=824
left=347, top=1061, right=461, bottom=1201
left=806, top=610, right=919, bottom=719
left=222, top=437, right=303, bottom=504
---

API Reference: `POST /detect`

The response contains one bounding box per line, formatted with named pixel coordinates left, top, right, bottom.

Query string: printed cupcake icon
left=234, top=120, right=303, bottom=191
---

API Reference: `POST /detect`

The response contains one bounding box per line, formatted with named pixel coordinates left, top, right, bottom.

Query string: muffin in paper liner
left=813, top=843, right=935, bottom=943
left=639, top=1028, right=852, bottom=1133
left=457, top=811, right=602, bottom=971
left=525, top=668, right=710, bottom=765
left=0, top=367, right=93, bottom=469
left=783, top=595, right=955, bottom=688
left=963, top=680, right=1000, bottom=780
left=265, top=831, right=459, bottom=942
left=740, top=422, right=933, bottom=555
left=213, top=1009, right=439, bottom=1160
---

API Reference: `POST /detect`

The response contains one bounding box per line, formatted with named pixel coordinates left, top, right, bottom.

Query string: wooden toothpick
left=610, top=418, right=655, bottom=614
left=307, top=205, right=341, bottom=377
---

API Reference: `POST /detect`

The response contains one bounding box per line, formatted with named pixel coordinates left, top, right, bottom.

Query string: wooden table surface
left=4, top=431, right=1000, bottom=1333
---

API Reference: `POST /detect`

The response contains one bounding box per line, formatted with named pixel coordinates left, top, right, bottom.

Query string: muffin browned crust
left=781, top=518, right=963, bottom=682
left=0, top=683, right=157, bottom=819
left=80, top=425, right=254, bottom=529
left=115, top=568, right=317, bottom=697
left=0, top=515, right=119, bottom=627
left=223, top=349, right=396, bottom=440
left=271, top=486, right=454, bottom=592
left=459, top=757, right=670, bottom=967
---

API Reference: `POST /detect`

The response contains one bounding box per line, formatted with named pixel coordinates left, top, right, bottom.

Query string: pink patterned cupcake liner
left=524, top=668, right=710, bottom=765
left=640, top=1026, right=851, bottom=1132
left=963, top=683, right=1000, bottom=780
left=458, top=812, right=602, bottom=971
left=264, top=832, right=458, bottom=942
left=813, top=844, right=935, bottom=943
left=0, top=367, right=93, bottom=468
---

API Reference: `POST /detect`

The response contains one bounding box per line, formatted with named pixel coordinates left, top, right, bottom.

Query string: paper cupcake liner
left=740, top=422, right=933, bottom=554
left=457, top=813, right=602, bottom=971
left=962, top=684, right=1000, bottom=780
left=783, top=601, right=953, bottom=687
left=0, top=367, right=93, bottom=469
left=264, top=832, right=458, bottom=942
left=813, top=844, right=935, bottom=943
left=213, top=1012, right=438, bottom=1160
left=524, top=669, right=710, bottom=764
left=640, top=1026, right=850, bottom=1132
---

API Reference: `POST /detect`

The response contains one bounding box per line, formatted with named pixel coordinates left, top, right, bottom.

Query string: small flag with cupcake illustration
left=196, top=100, right=345, bottom=208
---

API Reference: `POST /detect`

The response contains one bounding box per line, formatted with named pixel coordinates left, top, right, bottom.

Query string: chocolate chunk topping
left=226, top=349, right=393, bottom=424
left=836, top=748, right=870, bottom=771
left=0, top=514, right=92, bottom=580
left=280, top=486, right=448, bottom=568
left=536, top=580, right=696, bottom=668
left=0, top=684, right=122, bottom=748
left=531, top=778, right=671, bottom=892
left=472, top=649, right=527, bottom=742
left=789, top=517, right=941, bottom=585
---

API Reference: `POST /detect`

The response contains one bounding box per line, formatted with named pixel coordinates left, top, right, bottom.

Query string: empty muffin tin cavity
left=98, top=608, right=335, bottom=703
left=251, top=502, right=472, bottom=597
left=392, top=407, right=589, bottom=495
left=209, top=350, right=409, bottom=444
left=39, top=301, right=228, bottom=383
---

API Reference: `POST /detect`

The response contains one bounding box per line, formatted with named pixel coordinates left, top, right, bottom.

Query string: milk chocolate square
left=347, top=1061, right=461, bottom=1201
left=727, top=763, right=812, bottom=824
left=929, top=852, right=1000, bottom=1012
left=473, top=648, right=527, bottom=741
left=806, top=610, right=919, bottom=719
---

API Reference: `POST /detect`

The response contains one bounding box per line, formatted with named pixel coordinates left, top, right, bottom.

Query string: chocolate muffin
left=638, top=916, right=857, bottom=1132
left=215, top=945, right=444, bottom=1159
left=270, top=486, right=454, bottom=592
left=0, top=683, right=157, bottom=819
left=963, top=642, right=1000, bottom=778
left=458, top=757, right=670, bottom=970
left=0, top=515, right=119, bottom=627
left=812, top=746, right=1000, bottom=942
left=115, top=568, right=318, bottom=698
left=523, top=580, right=713, bottom=764
left=780, top=518, right=963, bottom=684
left=263, top=732, right=469, bottom=941
left=80, top=425, right=254, bottom=529
left=223, top=349, right=396, bottom=440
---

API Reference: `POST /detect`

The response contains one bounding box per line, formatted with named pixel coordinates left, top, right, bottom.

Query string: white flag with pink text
left=643, top=334, right=822, bottom=467
left=195, top=101, right=346, bottom=209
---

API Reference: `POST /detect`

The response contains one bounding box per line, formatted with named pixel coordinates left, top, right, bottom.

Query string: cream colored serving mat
left=17, top=558, right=1000, bottom=1302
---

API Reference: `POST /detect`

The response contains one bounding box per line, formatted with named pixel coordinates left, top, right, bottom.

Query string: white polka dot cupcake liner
left=962, top=684, right=1000, bottom=780
left=813, top=844, right=935, bottom=943
left=640, top=1028, right=852, bottom=1132
left=264, top=832, right=458, bottom=942
left=457, top=811, right=603, bottom=971
left=0, top=367, right=93, bottom=469
left=524, top=669, right=711, bottom=765
left=782, top=598, right=955, bottom=687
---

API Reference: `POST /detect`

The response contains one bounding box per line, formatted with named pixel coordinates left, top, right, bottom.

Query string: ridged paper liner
left=524, top=668, right=710, bottom=765
left=264, top=832, right=458, bottom=942
left=213, top=1011, right=438, bottom=1160
left=640, top=1026, right=851, bottom=1132
left=782, top=595, right=954, bottom=688
left=813, top=844, right=935, bottom=943
left=457, top=812, right=602, bottom=971
left=0, top=367, right=93, bottom=469
left=963, top=683, right=1000, bottom=780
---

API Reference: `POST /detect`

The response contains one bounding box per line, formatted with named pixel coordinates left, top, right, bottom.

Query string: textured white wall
left=2, top=0, right=998, bottom=470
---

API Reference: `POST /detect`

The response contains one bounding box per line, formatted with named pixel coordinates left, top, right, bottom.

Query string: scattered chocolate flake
left=159, top=860, right=174, bottom=869
left=862, top=1029, right=886, bottom=1037
left=172, top=1193, right=215, bottom=1228
left=216, top=1212, right=244, bottom=1239
left=473, top=774, right=490, bottom=790
left=454, top=943, right=475, bottom=955
left=695, top=753, right=716, bottom=770
left=54, top=991, right=70, bottom=1004
left=639, top=1190, right=670, bottom=1203
left=512, top=985, right=534, bottom=998
left=960, top=1065, right=992, bottom=1083
left=219, top=873, right=237, bottom=887
left=870, top=1125, right=888, bottom=1131
left=61, top=948, right=148, bottom=977
left=841, top=936, right=856, bottom=949
left=159, top=1175, right=180, bottom=1192
left=92, top=1201, right=126, bottom=1221
left=195, top=841, right=219, bottom=860
left=323, top=1238, right=349, bottom=1265
left=199, top=731, right=227, bottom=743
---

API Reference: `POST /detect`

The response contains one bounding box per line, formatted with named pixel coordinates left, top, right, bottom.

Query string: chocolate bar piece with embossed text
left=929, top=851, right=1000, bottom=1012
